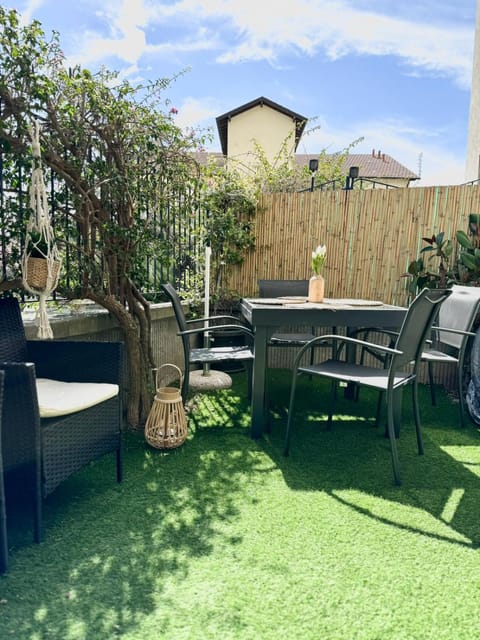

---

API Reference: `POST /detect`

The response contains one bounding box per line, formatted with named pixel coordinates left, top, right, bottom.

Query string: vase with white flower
left=309, top=244, right=326, bottom=302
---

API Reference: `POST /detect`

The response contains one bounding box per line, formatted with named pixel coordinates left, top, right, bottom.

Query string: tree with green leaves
left=404, top=224, right=480, bottom=294
left=201, top=164, right=257, bottom=313
left=404, top=232, right=454, bottom=294
left=0, top=8, right=206, bottom=427
left=228, top=132, right=362, bottom=193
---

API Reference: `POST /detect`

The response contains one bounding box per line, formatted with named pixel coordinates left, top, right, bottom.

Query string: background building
left=211, top=96, right=418, bottom=188
left=466, top=0, right=480, bottom=182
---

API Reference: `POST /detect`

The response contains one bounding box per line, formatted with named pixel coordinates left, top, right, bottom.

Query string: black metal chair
left=420, top=285, right=480, bottom=426
left=0, top=296, right=124, bottom=546
left=161, top=283, right=254, bottom=402
left=258, top=279, right=336, bottom=425
left=284, top=288, right=452, bottom=485
left=355, top=285, right=480, bottom=427
left=257, top=279, right=317, bottom=365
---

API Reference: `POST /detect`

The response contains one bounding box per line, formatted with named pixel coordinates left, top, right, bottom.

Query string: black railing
left=299, top=176, right=400, bottom=192
left=0, top=150, right=204, bottom=301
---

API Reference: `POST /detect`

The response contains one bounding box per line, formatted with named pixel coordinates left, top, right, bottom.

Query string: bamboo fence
left=230, top=184, right=480, bottom=308
left=228, top=184, right=480, bottom=386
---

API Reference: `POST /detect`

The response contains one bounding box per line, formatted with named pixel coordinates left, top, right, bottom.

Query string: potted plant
left=24, top=231, right=61, bottom=291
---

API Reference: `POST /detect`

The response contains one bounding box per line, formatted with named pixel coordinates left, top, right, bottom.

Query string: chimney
left=372, top=149, right=375, bottom=157
left=377, top=150, right=381, bottom=158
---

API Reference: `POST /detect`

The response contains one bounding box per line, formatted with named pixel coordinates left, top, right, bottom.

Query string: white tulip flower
left=311, top=244, right=326, bottom=275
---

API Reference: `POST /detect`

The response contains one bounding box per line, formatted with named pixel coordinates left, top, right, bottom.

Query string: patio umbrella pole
left=189, top=244, right=232, bottom=392
left=203, top=245, right=211, bottom=376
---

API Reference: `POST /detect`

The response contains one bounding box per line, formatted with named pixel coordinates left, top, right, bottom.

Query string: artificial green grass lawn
left=2, top=369, right=480, bottom=639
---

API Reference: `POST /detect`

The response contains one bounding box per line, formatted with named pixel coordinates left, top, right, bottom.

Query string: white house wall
left=227, top=104, right=297, bottom=170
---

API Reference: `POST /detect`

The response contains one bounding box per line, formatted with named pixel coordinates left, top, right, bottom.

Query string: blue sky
left=5, top=0, right=478, bottom=186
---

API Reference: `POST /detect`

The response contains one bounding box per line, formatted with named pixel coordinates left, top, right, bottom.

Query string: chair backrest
left=436, top=285, right=480, bottom=349
left=161, top=283, right=188, bottom=330
left=393, top=288, right=452, bottom=370
left=0, top=297, right=28, bottom=362
left=258, top=279, right=309, bottom=298
left=161, top=283, right=192, bottom=357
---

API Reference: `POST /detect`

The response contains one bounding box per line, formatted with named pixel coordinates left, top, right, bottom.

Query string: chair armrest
left=433, top=326, right=476, bottom=337
left=349, top=327, right=399, bottom=364
left=27, top=340, right=124, bottom=384
left=0, top=362, right=41, bottom=471
left=186, top=314, right=249, bottom=326
left=293, top=334, right=402, bottom=366
left=0, top=362, right=38, bottom=410
left=179, top=324, right=254, bottom=339
left=349, top=327, right=400, bottom=341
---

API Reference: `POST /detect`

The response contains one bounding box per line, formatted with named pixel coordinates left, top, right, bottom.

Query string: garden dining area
left=2, top=363, right=480, bottom=639
left=3, top=11, right=480, bottom=635
left=3, top=197, right=480, bottom=638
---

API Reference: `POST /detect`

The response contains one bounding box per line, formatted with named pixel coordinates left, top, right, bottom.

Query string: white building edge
left=466, top=0, right=480, bottom=182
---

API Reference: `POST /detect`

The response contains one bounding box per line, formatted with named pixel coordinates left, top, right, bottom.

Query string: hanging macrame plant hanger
left=21, top=120, right=62, bottom=339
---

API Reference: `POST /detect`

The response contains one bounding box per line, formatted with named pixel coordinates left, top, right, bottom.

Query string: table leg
left=250, top=326, right=268, bottom=438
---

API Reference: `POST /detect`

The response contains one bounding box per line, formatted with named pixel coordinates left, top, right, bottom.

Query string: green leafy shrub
left=404, top=222, right=480, bottom=294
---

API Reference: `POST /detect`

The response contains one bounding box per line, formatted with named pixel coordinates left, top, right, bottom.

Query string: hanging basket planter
left=25, top=256, right=61, bottom=291
left=145, top=364, right=188, bottom=450
left=21, top=121, right=62, bottom=338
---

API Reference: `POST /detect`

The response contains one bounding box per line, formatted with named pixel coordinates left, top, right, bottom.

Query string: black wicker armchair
left=0, top=370, right=7, bottom=573
left=0, top=296, right=124, bottom=557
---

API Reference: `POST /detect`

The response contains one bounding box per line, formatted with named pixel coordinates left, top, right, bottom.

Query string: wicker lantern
left=145, top=364, right=187, bottom=450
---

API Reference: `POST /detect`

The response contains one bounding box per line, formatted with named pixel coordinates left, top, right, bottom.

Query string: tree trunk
left=88, top=292, right=154, bottom=429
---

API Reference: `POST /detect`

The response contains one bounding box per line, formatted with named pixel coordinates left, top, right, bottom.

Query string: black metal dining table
left=240, top=296, right=408, bottom=439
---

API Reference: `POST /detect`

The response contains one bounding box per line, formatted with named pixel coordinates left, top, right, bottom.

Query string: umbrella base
left=189, top=369, right=232, bottom=392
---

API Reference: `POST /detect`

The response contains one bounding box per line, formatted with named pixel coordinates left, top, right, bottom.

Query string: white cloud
left=174, top=97, right=218, bottom=142
left=66, top=0, right=149, bottom=67
left=16, top=0, right=46, bottom=25
left=9, top=0, right=473, bottom=188
left=175, top=97, right=216, bottom=127
left=162, top=0, right=474, bottom=88
left=48, top=0, right=473, bottom=89
left=300, top=115, right=467, bottom=186
left=145, top=30, right=221, bottom=56
left=415, top=154, right=467, bottom=187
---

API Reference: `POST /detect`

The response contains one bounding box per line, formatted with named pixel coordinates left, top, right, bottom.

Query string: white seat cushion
left=36, top=378, right=119, bottom=418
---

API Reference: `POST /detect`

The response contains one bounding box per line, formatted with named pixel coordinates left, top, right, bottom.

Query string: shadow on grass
left=261, top=369, right=480, bottom=549
left=3, top=368, right=480, bottom=638
left=0, top=380, right=263, bottom=639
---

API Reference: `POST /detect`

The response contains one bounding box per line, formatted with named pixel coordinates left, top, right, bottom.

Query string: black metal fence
left=0, top=150, right=205, bottom=301
left=298, top=176, right=400, bottom=192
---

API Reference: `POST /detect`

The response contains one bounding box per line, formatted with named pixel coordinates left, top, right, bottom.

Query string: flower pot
left=25, top=257, right=60, bottom=291
left=308, top=274, right=324, bottom=303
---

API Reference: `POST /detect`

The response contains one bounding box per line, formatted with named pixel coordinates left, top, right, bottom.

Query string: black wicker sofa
left=0, top=295, right=124, bottom=570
